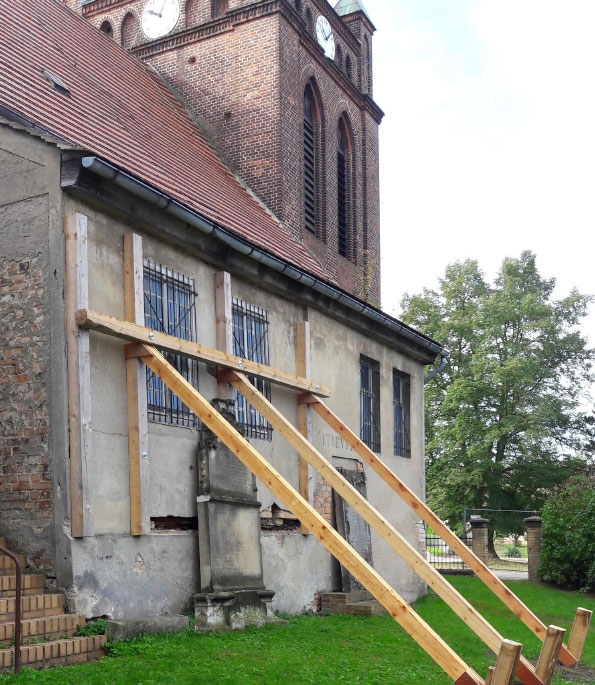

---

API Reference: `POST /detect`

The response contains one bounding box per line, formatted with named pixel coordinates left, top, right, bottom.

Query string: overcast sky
left=365, top=0, right=595, bottom=346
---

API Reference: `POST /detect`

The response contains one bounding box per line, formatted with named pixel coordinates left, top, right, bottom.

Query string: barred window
left=304, top=84, right=317, bottom=234
left=393, top=369, right=411, bottom=458
left=360, top=355, right=380, bottom=453
left=232, top=298, right=273, bottom=441
left=143, top=260, right=198, bottom=427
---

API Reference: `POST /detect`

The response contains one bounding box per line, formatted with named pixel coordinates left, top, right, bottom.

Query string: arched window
left=186, top=0, right=202, bottom=26
left=345, top=54, right=353, bottom=81
left=335, top=44, right=343, bottom=70
left=363, top=35, right=372, bottom=94
left=211, top=0, right=228, bottom=18
left=100, top=20, right=113, bottom=38
left=121, top=12, right=138, bottom=48
left=305, top=8, right=314, bottom=34
left=337, top=117, right=353, bottom=258
left=303, top=83, right=321, bottom=235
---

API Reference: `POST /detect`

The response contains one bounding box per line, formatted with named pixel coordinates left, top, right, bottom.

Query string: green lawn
left=4, top=577, right=594, bottom=684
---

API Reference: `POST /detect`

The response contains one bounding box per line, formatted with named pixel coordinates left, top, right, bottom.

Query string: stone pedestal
left=470, top=517, right=490, bottom=566
left=195, top=399, right=279, bottom=631
left=524, top=516, right=543, bottom=581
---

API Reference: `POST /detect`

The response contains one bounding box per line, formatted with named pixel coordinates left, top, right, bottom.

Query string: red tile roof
left=0, top=0, right=329, bottom=280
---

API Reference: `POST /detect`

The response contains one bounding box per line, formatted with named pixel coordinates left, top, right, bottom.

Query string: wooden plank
left=567, top=608, right=592, bottom=663
left=123, top=233, right=149, bottom=536
left=75, top=309, right=331, bottom=397
left=136, top=344, right=483, bottom=685
left=225, top=371, right=538, bottom=685
left=535, top=626, right=565, bottom=684
left=306, top=396, right=577, bottom=668
left=64, top=213, right=92, bottom=538
left=485, top=668, right=494, bottom=685
left=214, top=272, right=234, bottom=400
left=491, top=640, right=523, bottom=685
left=296, top=321, right=312, bottom=535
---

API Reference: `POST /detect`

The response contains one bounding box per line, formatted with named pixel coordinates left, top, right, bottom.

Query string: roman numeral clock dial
left=316, top=15, right=336, bottom=60
left=142, top=0, right=180, bottom=40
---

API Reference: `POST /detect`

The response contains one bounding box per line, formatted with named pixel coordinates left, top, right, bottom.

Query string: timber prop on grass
left=68, top=223, right=593, bottom=684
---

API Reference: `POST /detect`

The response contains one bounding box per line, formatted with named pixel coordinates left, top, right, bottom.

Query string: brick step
left=0, top=556, right=26, bottom=576
left=321, top=591, right=373, bottom=606
left=0, top=635, right=106, bottom=671
left=0, top=614, right=86, bottom=643
left=0, top=594, right=64, bottom=621
left=0, top=574, right=44, bottom=597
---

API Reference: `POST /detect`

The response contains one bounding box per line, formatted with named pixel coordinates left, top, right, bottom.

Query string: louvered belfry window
left=337, top=124, right=348, bottom=257
left=304, top=85, right=317, bottom=234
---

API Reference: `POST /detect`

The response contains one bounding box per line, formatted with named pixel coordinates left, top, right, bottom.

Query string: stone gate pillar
left=524, top=516, right=543, bottom=582
left=470, top=517, right=490, bottom=566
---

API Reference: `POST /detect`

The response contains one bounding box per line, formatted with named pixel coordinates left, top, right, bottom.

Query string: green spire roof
left=334, top=0, right=371, bottom=21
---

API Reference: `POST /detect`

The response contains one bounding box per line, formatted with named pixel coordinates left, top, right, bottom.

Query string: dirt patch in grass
left=555, top=663, right=595, bottom=684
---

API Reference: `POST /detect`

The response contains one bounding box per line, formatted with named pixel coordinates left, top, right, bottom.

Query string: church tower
left=77, top=0, right=383, bottom=303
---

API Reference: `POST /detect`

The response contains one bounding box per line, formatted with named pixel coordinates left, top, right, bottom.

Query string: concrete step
left=0, top=594, right=64, bottom=621
left=0, top=635, right=106, bottom=671
left=0, top=614, right=86, bottom=643
left=0, top=574, right=44, bottom=597
left=0, top=556, right=26, bottom=576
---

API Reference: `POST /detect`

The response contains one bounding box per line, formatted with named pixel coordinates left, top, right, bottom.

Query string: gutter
left=80, top=156, right=448, bottom=369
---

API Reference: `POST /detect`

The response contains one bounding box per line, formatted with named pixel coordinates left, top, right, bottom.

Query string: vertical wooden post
left=536, top=626, right=565, bottom=684
left=297, top=321, right=312, bottom=535
left=490, top=640, right=523, bottom=685
left=567, top=608, right=592, bottom=662
left=64, top=213, right=92, bottom=538
left=214, top=272, right=233, bottom=398
left=124, top=234, right=149, bottom=536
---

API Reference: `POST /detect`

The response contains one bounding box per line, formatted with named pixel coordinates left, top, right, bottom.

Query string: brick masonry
left=79, top=0, right=382, bottom=304
left=0, top=257, right=53, bottom=574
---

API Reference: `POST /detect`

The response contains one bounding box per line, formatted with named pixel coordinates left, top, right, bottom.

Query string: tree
left=401, top=251, right=593, bottom=531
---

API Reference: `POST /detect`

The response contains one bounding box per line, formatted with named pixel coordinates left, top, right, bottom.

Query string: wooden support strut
left=75, top=309, right=330, bottom=397
left=300, top=393, right=582, bottom=670
left=223, top=371, right=536, bottom=685
left=133, top=343, right=483, bottom=685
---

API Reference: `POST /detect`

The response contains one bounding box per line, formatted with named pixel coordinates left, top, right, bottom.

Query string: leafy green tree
left=401, top=251, right=593, bottom=531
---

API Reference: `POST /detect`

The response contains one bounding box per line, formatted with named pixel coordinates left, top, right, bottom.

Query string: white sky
left=366, top=0, right=595, bottom=345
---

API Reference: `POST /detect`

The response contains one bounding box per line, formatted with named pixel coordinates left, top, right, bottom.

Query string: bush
left=539, top=474, right=595, bottom=592
left=504, top=545, right=522, bottom=558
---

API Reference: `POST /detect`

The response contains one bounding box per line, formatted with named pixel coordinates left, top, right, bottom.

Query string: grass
left=3, top=577, right=594, bottom=684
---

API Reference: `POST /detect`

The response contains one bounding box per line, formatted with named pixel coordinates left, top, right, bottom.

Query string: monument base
left=193, top=590, right=287, bottom=632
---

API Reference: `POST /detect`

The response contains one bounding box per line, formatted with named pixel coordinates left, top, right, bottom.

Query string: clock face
left=316, top=15, right=335, bottom=60
left=141, top=0, right=180, bottom=40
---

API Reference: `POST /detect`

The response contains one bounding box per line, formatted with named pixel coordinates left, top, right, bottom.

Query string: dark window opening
left=100, top=20, right=113, bottom=38
left=121, top=12, right=138, bottom=49
left=337, top=124, right=348, bottom=257
left=304, top=84, right=317, bottom=234
left=393, top=369, right=411, bottom=458
left=306, top=8, right=314, bottom=33
left=345, top=54, right=353, bottom=80
left=211, top=0, right=228, bottom=18
left=360, top=355, right=380, bottom=453
left=232, top=298, right=273, bottom=441
left=151, top=516, right=198, bottom=531
left=143, top=260, right=198, bottom=427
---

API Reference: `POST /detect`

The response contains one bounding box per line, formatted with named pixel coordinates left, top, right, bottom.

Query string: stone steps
left=0, top=556, right=26, bottom=576
left=0, top=593, right=65, bottom=621
left=321, top=591, right=387, bottom=617
left=0, top=574, right=45, bottom=597
left=0, top=635, right=107, bottom=671
left=0, top=614, right=86, bottom=643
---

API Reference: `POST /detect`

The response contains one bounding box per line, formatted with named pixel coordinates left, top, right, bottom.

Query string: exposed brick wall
left=0, top=257, right=53, bottom=573
left=312, top=477, right=332, bottom=522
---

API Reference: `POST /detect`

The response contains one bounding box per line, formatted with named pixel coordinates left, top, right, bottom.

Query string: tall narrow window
left=143, top=260, right=198, bottom=426
left=337, top=123, right=348, bottom=257
left=232, top=298, right=273, bottom=441
left=360, top=355, right=380, bottom=452
left=304, top=84, right=317, bottom=234
left=211, top=0, right=228, bottom=18
left=121, top=12, right=138, bottom=48
left=393, top=370, right=411, bottom=458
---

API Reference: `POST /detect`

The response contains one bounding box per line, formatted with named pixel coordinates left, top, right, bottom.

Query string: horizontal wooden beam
left=305, top=394, right=570, bottom=674
left=137, top=344, right=483, bottom=684
left=227, top=371, right=538, bottom=685
left=75, top=308, right=331, bottom=397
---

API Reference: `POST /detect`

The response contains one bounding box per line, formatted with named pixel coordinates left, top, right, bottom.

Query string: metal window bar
left=143, top=259, right=198, bottom=427
left=360, top=355, right=380, bottom=453
left=337, top=125, right=348, bottom=257
left=393, top=369, right=411, bottom=458
left=232, top=297, right=273, bottom=441
left=304, top=86, right=317, bottom=234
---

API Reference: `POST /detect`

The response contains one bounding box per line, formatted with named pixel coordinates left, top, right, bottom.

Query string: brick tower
left=77, top=0, right=383, bottom=303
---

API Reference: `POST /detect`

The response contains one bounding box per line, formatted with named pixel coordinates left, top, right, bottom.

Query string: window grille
left=393, top=369, right=411, bottom=458
left=232, top=298, right=273, bottom=441
left=304, top=85, right=317, bottom=234
left=337, top=124, right=348, bottom=257
left=360, top=355, right=380, bottom=452
left=143, top=260, right=198, bottom=427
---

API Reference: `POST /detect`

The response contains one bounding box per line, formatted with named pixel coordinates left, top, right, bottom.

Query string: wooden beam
left=306, top=395, right=578, bottom=668
left=490, top=640, right=523, bottom=685
left=567, top=608, right=592, bottom=663
left=214, top=272, right=234, bottom=400
left=224, top=371, right=539, bottom=685
left=136, top=344, right=483, bottom=685
left=75, top=309, right=331, bottom=397
left=297, top=321, right=312, bottom=535
left=123, top=234, right=149, bottom=536
left=535, top=626, right=565, bottom=685
left=64, top=213, right=92, bottom=538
